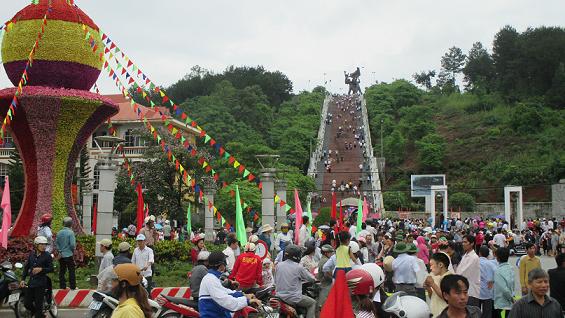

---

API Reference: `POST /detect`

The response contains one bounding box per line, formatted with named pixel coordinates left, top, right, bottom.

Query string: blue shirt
left=55, top=227, right=76, bottom=258
left=479, top=257, right=497, bottom=299
left=494, top=262, right=515, bottom=310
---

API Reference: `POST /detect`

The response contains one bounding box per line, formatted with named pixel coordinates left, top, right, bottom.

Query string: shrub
left=449, top=192, right=476, bottom=211
left=313, top=207, right=331, bottom=227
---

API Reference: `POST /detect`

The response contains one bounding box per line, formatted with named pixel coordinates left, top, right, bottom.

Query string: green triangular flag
left=186, top=203, right=192, bottom=236
left=306, top=200, right=313, bottom=234
left=204, top=135, right=211, bottom=144
left=356, top=196, right=363, bottom=234
left=243, top=169, right=250, bottom=178
left=235, top=185, right=247, bottom=245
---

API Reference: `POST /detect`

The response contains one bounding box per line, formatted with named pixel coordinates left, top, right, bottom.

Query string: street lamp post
left=380, top=118, right=384, bottom=158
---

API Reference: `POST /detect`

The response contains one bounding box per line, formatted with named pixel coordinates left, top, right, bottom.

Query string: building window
left=124, top=129, right=146, bottom=147
left=2, top=133, right=14, bottom=148
left=0, top=163, right=8, bottom=178
left=93, top=164, right=100, bottom=190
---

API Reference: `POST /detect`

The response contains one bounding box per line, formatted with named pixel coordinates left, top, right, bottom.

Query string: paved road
left=0, top=308, right=89, bottom=317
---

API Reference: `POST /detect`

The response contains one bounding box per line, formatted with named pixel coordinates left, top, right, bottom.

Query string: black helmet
left=208, top=252, right=228, bottom=267
left=284, top=245, right=302, bottom=263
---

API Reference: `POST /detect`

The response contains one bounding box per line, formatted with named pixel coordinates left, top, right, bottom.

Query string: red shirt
left=229, top=252, right=263, bottom=289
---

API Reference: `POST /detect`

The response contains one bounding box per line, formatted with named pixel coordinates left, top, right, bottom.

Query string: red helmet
left=346, top=268, right=374, bottom=295
left=40, top=214, right=53, bottom=224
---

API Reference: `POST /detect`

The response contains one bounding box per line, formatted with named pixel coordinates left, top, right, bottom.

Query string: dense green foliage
left=114, top=66, right=319, bottom=226
left=368, top=26, right=565, bottom=210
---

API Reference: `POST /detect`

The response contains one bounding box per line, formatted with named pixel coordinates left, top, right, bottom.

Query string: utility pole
left=380, top=118, right=384, bottom=158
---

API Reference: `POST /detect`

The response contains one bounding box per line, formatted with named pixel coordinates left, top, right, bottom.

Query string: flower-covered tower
left=0, top=0, right=119, bottom=235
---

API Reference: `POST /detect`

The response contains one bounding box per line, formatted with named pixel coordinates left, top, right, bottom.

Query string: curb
left=1, top=287, right=191, bottom=308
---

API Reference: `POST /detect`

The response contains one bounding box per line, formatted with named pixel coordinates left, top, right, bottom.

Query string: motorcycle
left=154, top=294, right=258, bottom=318
left=13, top=284, right=58, bottom=318
left=86, top=290, right=161, bottom=318
left=0, top=261, right=21, bottom=307
left=265, top=281, right=320, bottom=318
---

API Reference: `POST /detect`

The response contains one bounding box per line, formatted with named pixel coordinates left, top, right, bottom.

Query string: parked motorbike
left=0, top=261, right=21, bottom=307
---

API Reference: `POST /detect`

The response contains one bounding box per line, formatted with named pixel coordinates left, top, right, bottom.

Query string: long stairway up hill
left=308, top=94, right=383, bottom=216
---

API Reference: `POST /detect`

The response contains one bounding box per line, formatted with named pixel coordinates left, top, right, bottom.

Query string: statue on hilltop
left=344, top=67, right=361, bottom=95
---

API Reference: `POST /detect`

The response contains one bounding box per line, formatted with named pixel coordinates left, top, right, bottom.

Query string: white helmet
left=34, top=236, right=48, bottom=244
left=382, top=292, right=431, bottom=318
left=360, top=263, right=385, bottom=288
left=349, top=241, right=360, bottom=254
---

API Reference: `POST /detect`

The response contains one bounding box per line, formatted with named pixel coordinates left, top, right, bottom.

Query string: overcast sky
left=1, top=0, right=564, bottom=94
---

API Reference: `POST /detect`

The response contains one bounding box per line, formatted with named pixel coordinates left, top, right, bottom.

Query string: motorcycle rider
left=229, top=242, right=263, bottom=291
left=37, top=214, right=53, bottom=253
left=275, top=245, right=317, bottom=318
left=317, top=244, right=335, bottom=309
left=112, top=263, right=153, bottom=318
left=199, top=252, right=261, bottom=318
left=190, top=250, right=210, bottom=301
left=21, top=236, right=54, bottom=318
left=274, top=223, right=293, bottom=253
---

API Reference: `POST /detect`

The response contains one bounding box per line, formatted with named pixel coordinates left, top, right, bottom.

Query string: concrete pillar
left=82, top=190, right=93, bottom=234
left=261, top=168, right=276, bottom=228
left=552, top=179, right=565, bottom=218
left=95, top=158, right=118, bottom=257
left=275, top=179, right=287, bottom=230
left=203, top=177, right=217, bottom=242
left=504, top=186, right=523, bottom=230
left=430, top=185, right=448, bottom=229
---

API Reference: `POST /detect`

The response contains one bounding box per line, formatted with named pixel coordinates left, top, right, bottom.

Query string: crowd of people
left=16, top=209, right=565, bottom=318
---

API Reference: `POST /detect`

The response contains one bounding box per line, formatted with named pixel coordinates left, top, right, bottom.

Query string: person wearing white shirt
left=456, top=235, right=481, bottom=307
left=392, top=243, right=420, bottom=296
left=298, top=216, right=310, bottom=247
left=493, top=229, right=507, bottom=248
left=274, top=223, right=293, bottom=253
left=222, top=237, right=239, bottom=271
left=131, top=234, right=154, bottom=292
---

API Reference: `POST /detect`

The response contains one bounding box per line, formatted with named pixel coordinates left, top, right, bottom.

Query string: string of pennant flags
left=0, top=6, right=51, bottom=143
left=92, top=50, right=234, bottom=228
left=97, top=31, right=298, bottom=215
left=95, top=32, right=268, bottom=219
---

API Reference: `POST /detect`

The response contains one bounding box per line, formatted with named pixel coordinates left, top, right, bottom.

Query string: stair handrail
left=359, top=95, right=384, bottom=212
left=306, top=94, right=332, bottom=207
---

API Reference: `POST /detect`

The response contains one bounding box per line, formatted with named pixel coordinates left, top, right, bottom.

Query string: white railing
left=91, top=146, right=146, bottom=156
left=307, top=95, right=331, bottom=177
left=0, top=148, right=14, bottom=158
left=306, top=94, right=331, bottom=205
left=360, top=96, right=384, bottom=211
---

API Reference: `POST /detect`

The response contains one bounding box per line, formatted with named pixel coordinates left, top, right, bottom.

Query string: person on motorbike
left=21, top=236, right=54, bottom=318
left=112, top=263, right=153, bottom=318
left=37, top=214, right=54, bottom=254
left=317, top=244, right=335, bottom=309
left=190, top=250, right=210, bottom=301
left=274, top=223, right=293, bottom=254
left=199, top=252, right=261, bottom=318
left=229, top=242, right=263, bottom=291
left=275, top=245, right=317, bottom=318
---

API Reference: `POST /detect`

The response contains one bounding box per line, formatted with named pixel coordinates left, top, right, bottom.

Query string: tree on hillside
left=545, top=62, right=565, bottom=109
left=463, top=42, right=495, bottom=93
left=413, top=70, right=436, bottom=90
left=441, top=47, right=466, bottom=77
left=415, top=133, right=446, bottom=172
left=492, top=26, right=521, bottom=96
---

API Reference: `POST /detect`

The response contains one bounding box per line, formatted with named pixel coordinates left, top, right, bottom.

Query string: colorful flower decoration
left=0, top=86, right=118, bottom=235
left=1, top=0, right=103, bottom=90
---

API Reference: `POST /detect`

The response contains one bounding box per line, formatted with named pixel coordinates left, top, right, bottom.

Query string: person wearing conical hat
left=391, top=241, right=419, bottom=296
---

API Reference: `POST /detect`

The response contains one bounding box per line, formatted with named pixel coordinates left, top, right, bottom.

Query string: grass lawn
left=44, top=260, right=194, bottom=289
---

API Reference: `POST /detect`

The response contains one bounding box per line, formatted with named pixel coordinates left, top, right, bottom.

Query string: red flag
left=136, top=183, right=144, bottom=234
left=92, top=202, right=97, bottom=235
left=294, top=189, right=303, bottom=244
left=320, top=270, right=355, bottom=318
left=331, top=192, right=336, bottom=220
left=339, top=200, right=343, bottom=229
left=0, top=176, right=11, bottom=249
